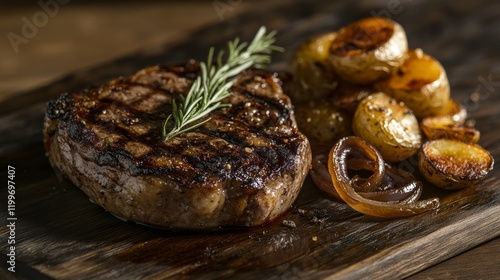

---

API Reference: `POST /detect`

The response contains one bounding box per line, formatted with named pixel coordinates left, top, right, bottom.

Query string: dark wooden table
left=1, top=1, right=499, bottom=279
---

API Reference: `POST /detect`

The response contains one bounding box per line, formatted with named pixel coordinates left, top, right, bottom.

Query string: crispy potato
left=375, top=49, right=450, bottom=118
left=421, top=116, right=480, bottom=144
left=419, top=139, right=493, bottom=190
left=329, top=17, right=408, bottom=84
left=353, top=92, right=421, bottom=162
left=295, top=100, right=351, bottom=145
left=289, top=32, right=339, bottom=102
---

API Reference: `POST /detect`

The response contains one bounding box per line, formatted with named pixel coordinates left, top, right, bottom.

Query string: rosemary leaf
left=162, top=26, right=282, bottom=141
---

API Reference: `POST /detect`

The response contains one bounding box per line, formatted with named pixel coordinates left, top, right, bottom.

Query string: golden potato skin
left=420, top=116, right=480, bottom=144
left=329, top=17, right=408, bottom=84
left=295, top=100, right=351, bottom=146
left=289, top=32, right=339, bottom=102
left=375, top=49, right=450, bottom=118
left=419, top=139, right=494, bottom=190
left=353, top=92, right=421, bottom=162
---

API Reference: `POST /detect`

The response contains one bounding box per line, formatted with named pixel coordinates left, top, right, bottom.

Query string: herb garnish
left=162, top=26, right=282, bottom=141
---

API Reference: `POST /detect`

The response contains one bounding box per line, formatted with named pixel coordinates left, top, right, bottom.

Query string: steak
left=43, top=61, right=312, bottom=230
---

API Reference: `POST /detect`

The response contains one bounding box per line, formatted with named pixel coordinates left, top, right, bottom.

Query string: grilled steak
left=43, top=61, right=311, bottom=230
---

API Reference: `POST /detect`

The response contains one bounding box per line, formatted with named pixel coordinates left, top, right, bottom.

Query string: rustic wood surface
left=1, top=0, right=500, bottom=279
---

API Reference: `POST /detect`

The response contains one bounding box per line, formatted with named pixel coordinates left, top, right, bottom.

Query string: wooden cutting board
left=1, top=0, right=499, bottom=279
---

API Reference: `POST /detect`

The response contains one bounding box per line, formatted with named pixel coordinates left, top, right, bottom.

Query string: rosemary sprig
left=162, top=26, right=282, bottom=141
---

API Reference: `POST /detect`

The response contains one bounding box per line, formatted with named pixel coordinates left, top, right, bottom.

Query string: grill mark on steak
left=226, top=87, right=292, bottom=127
left=47, top=63, right=301, bottom=188
left=232, top=85, right=292, bottom=122
left=43, top=60, right=312, bottom=229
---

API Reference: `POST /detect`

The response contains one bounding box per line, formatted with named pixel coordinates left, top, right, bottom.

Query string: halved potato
left=353, top=92, right=421, bottom=162
left=289, top=32, right=339, bottom=102
left=421, top=116, right=480, bottom=144
left=375, top=49, right=450, bottom=118
left=295, top=99, right=351, bottom=145
left=329, top=17, right=408, bottom=84
left=419, top=139, right=493, bottom=190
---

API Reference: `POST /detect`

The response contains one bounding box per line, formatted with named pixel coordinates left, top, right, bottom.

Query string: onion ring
left=359, top=181, right=422, bottom=203
left=312, top=146, right=422, bottom=203
left=326, top=136, right=439, bottom=218
left=311, top=158, right=341, bottom=199
left=311, top=156, right=421, bottom=203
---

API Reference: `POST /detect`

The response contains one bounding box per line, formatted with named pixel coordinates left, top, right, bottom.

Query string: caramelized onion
left=311, top=157, right=342, bottom=199
left=311, top=154, right=422, bottom=203
left=359, top=181, right=422, bottom=203
left=326, top=136, right=439, bottom=218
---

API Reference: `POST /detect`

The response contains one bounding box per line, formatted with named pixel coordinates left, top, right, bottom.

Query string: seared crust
left=43, top=61, right=311, bottom=229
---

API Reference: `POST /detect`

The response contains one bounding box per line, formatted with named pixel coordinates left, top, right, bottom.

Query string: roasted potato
left=421, top=116, right=480, bottom=144
left=419, top=139, right=493, bottom=190
left=295, top=100, right=351, bottom=146
left=375, top=49, right=450, bottom=118
left=353, top=92, right=421, bottom=162
left=329, top=17, right=408, bottom=84
left=289, top=32, right=339, bottom=102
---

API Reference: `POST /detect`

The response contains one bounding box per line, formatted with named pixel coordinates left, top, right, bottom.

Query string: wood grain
left=1, top=0, right=500, bottom=279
